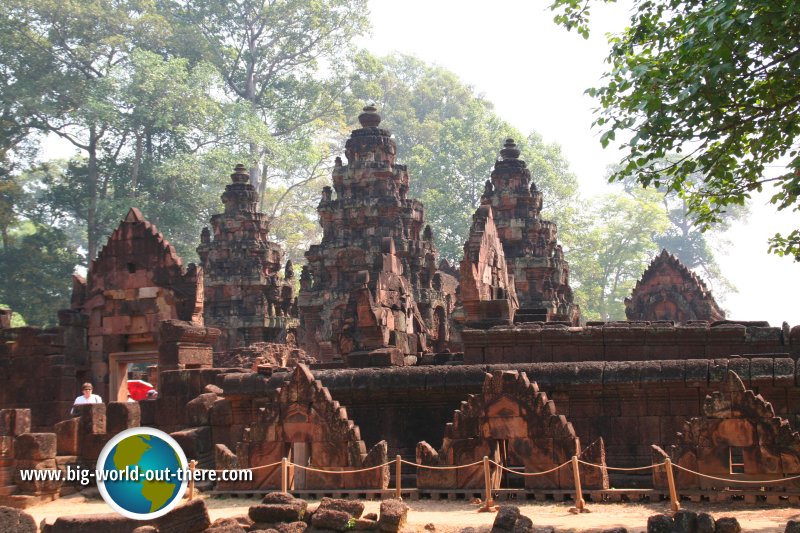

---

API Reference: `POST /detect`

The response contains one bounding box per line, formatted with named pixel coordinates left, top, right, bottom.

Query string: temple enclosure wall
left=462, top=322, right=800, bottom=364
left=209, top=357, right=800, bottom=486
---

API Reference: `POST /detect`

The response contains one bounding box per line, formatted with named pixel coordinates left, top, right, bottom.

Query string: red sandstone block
left=54, top=418, right=79, bottom=456
left=14, top=433, right=56, bottom=460
left=106, top=402, right=140, bottom=435
left=502, top=345, right=530, bottom=363
left=463, top=346, right=484, bottom=364
left=75, top=404, right=106, bottom=435
left=0, top=409, right=31, bottom=436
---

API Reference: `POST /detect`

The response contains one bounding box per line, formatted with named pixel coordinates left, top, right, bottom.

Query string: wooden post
left=482, top=456, right=494, bottom=510
left=281, top=457, right=288, bottom=493
left=395, top=455, right=402, bottom=500
left=571, top=456, right=585, bottom=512
left=665, top=457, right=680, bottom=512
left=188, top=460, right=197, bottom=500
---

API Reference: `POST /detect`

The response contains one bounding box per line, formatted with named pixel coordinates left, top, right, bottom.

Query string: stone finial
left=285, top=260, right=294, bottom=280
left=231, top=163, right=250, bottom=184
left=500, top=138, right=521, bottom=160
left=124, top=207, right=145, bottom=223
left=358, top=104, right=381, bottom=128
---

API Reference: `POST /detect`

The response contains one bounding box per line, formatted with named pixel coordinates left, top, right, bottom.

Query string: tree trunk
left=87, top=125, right=99, bottom=262
left=131, top=131, right=142, bottom=199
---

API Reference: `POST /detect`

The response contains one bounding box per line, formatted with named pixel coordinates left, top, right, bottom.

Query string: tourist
left=71, top=383, right=102, bottom=415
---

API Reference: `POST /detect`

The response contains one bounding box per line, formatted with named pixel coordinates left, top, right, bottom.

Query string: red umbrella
left=127, top=380, right=154, bottom=401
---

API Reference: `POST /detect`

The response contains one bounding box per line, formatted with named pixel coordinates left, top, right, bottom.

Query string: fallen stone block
left=317, top=497, right=364, bottom=519
left=647, top=514, right=674, bottom=533
left=0, top=505, right=36, bottom=533
left=311, top=508, right=351, bottom=531
left=14, top=433, right=57, bottom=460
left=715, top=517, right=741, bottom=533
left=378, top=499, right=408, bottom=533
left=249, top=503, right=306, bottom=523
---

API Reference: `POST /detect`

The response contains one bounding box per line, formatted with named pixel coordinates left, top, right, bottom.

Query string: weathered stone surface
left=458, top=205, right=518, bottom=328
left=13, top=433, right=56, bottom=460
left=491, top=505, right=520, bottom=532
left=219, top=365, right=388, bottom=491
left=512, top=514, right=533, bottom=533
left=51, top=499, right=209, bottom=533
left=626, top=250, right=724, bottom=322
left=672, top=509, right=698, bottom=533
left=275, top=521, right=309, bottom=533
left=378, top=499, right=408, bottom=533
left=0, top=506, right=36, bottom=533
left=317, top=497, right=364, bottom=519
left=715, top=517, right=741, bottom=533
left=417, top=370, right=605, bottom=490
left=198, top=165, right=298, bottom=351
left=72, top=207, right=202, bottom=402
left=479, top=139, right=579, bottom=326
left=655, top=370, right=800, bottom=490
left=298, top=106, right=457, bottom=363
left=249, top=503, right=306, bottom=524
left=696, top=513, right=715, bottom=533
left=353, top=518, right=378, bottom=531
left=262, top=492, right=304, bottom=505
left=311, top=508, right=351, bottom=531
left=646, top=514, right=674, bottom=533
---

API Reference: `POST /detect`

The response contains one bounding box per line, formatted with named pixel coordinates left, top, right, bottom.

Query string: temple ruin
left=298, top=106, right=457, bottom=364
left=2, top=107, right=800, bottom=508
left=479, top=139, right=580, bottom=325
left=198, top=164, right=297, bottom=351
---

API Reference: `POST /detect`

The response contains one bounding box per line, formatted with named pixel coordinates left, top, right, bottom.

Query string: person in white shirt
left=71, top=383, right=102, bottom=415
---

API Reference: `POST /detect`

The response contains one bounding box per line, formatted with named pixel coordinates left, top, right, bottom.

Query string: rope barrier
left=577, top=459, right=666, bottom=472
left=489, top=460, right=570, bottom=477
left=672, top=463, right=800, bottom=485
left=292, top=461, right=394, bottom=474
left=196, top=460, right=282, bottom=474
left=401, top=459, right=484, bottom=470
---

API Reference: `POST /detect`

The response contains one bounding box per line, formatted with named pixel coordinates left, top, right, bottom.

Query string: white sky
left=360, top=0, right=800, bottom=327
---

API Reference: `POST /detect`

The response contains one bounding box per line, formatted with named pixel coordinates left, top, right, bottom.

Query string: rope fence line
left=672, top=463, right=800, bottom=484
left=489, top=460, right=569, bottom=477
left=401, top=459, right=484, bottom=470
left=578, top=459, right=666, bottom=472
left=189, top=453, right=800, bottom=512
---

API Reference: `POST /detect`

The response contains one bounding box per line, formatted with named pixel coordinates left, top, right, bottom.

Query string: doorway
left=108, top=351, right=158, bottom=402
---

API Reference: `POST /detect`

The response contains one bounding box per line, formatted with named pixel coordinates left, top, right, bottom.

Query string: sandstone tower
left=299, top=106, right=457, bottom=363
left=197, top=164, right=297, bottom=351
left=480, top=139, right=580, bottom=325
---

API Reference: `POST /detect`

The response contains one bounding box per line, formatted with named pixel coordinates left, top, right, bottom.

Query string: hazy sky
left=361, top=0, right=800, bottom=327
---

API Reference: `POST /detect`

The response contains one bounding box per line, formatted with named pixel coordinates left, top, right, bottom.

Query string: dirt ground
left=27, top=493, right=800, bottom=532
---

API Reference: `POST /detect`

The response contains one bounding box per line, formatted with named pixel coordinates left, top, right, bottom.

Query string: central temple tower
left=299, top=106, right=457, bottom=363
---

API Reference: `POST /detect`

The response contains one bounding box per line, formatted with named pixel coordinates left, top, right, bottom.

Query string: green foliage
left=0, top=227, right=80, bottom=326
left=565, top=188, right=670, bottom=320
left=550, top=0, right=800, bottom=260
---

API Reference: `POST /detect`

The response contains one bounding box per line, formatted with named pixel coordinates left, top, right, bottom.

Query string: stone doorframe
left=108, top=351, right=158, bottom=402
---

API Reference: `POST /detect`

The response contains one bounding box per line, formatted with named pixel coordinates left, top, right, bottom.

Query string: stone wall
left=205, top=358, right=800, bottom=487
left=462, top=321, right=799, bottom=364
left=0, top=311, right=87, bottom=430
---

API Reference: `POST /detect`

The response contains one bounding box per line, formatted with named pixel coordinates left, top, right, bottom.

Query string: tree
left=566, top=188, right=669, bottom=320
left=165, top=0, right=369, bottom=198
left=550, top=0, right=800, bottom=260
left=0, top=0, right=173, bottom=260
left=0, top=226, right=80, bottom=326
